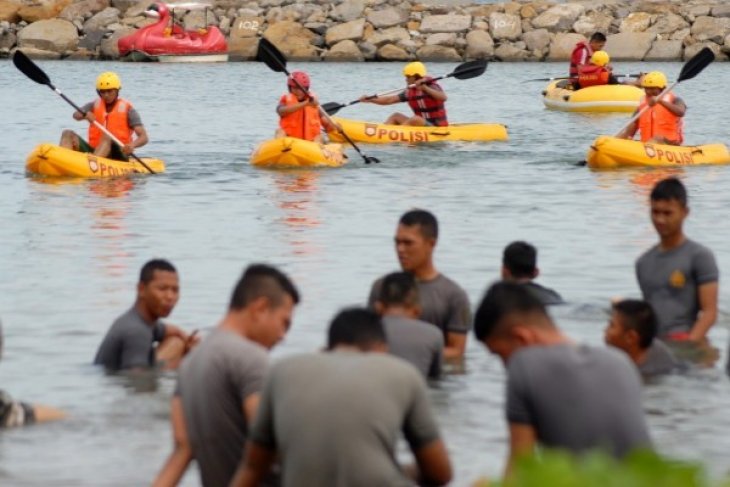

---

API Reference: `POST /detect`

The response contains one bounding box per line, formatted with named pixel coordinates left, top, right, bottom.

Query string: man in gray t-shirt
left=636, top=178, right=718, bottom=341
left=231, top=308, right=452, bottom=487
left=474, top=283, right=651, bottom=477
left=153, top=264, right=299, bottom=487
left=375, top=272, right=443, bottom=379
left=368, top=209, right=471, bottom=359
left=94, top=260, right=194, bottom=371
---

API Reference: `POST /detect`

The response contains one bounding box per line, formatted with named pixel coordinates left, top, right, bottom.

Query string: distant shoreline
left=1, top=0, right=729, bottom=62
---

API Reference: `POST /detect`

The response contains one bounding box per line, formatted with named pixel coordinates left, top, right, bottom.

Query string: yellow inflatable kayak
left=26, top=143, right=165, bottom=177
left=327, top=117, right=508, bottom=144
left=586, top=136, right=730, bottom=169
left=542, top=81, right=643, bottom=113
left=250, top=137, right=346, bottom=168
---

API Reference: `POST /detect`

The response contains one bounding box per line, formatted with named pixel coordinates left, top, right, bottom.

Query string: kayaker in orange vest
left=359, top=62, right=449, bottom=127
left=275, top=71, right=327, bottom=143
left=618, top=71, right=686, bottom=146
left=570, top=32, right=606, bottom=79
left=576, top=51, right=620, bottom=89
left=59, top=72, right=148, bottom=162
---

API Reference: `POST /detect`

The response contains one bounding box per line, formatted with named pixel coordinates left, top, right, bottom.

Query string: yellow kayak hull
left=543, top=81, right=643, bottom=113
left=327, top=117, right=508, bottom=144
left=586, top=136, right=730, bottom=169
left=26, top=143, right=165, bottom=177
left=250, top=137, right=346, bottom=168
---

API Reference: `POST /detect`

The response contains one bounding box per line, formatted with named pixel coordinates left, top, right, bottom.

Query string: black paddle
left=576, top=47, right=715, bottom=167
left=12, top=50, right=156, bottom=174
left=524, top=73, right=641, bottom=83
left=321, top=59, right=487, bottom=116
left=256, top=37, right=380, bottom=164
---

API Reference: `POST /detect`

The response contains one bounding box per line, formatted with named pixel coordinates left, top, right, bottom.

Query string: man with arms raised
left=375, top=271, right=444, bottom=379
left=636, top=178, right=718, bottom=342
left=153, top=264, right=299, bottom=487
left=474, top=282, right=651, bottom=477
left=94, top=259, right=196, bottom=371
left=230, top=307, right=452, bottom=487
left=369, top=209, right=471, bottom=359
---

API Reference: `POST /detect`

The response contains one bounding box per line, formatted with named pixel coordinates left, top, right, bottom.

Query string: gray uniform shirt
left=369, top=273, right=472, bottom=336
left=636, top=239, right=718, bottom=336
left=176, top=329, right=269, bottom=487
left=639, top=339, right=682, bottom=377
left=93, top=307, right=166, bottom=370
left=507, top=344, right=651, bottom=458
left=383, top=315, right=443, bottom=379
left=250, top=351, right=442, bottom=487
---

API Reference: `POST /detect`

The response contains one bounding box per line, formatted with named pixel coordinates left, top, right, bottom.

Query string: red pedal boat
left=118, top=2, right=228, bottom=62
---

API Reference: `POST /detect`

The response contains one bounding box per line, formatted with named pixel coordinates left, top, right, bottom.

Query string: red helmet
left=288, top=71, right=310, bottom=90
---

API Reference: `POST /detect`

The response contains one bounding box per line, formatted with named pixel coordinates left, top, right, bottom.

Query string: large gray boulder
left=230, top=16, right=264, bottom=39
left=330, top=0, right=364, bottom=22
left=684, top=41, right=722, bottom=61
left=123, top=0, right=154, bottom=18
left=711, top=5, right=730, bottom=18
left=415, top=44, right=461, bottom=62
left=83, top=7, right=119, bottom=31
left=59, top=0, right=109, bottom=21
left=324, top=39, right=363, bottom=61
left=523, top=28, right=550, bottom=52
left=365, top=26, right=409, bottom=47
left=648, top=13, right=688, bottom=36
left=367, top=7, right=408, bottom=29
left=494, top=42, right=528, bottom=61
left=376, top=42, right=410, bottom=60
left=425, top=33, right=456, bottom=47
left=488, top=12, right=521, bottom=41
left=228, top=37, right=258, bottom=61
left=547, top=32, right=585, bottom=60
left=690, top=16, right=730, bottom=45
left=100, top=26, right=133, bottom=58
left=604, top=32, right=655, bottom=60
left=263, top=20, right=318, bottom=60
left=465, top=29, right=493, bottom=59
left=572, top=12, right=612, bottom=36
left=325, top=18, right=365, bottom=45
left=17, top=18, right=78, bottom=52
left=619, top=12, right=653, bottom=33
left=532, top=3, right=585, bottom=33
left=420, top=14, right=471, bottom=33
left=644, top=39, right=683, bottom=60
left=11, top=46, right=62, bottom=59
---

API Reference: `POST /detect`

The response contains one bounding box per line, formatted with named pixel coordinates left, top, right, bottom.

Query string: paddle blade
left=13, top=50, right=51, bottom=86
left=322, top=102, right=343, bottom=115
left=678, top=47, right=714, bottom=82
left=256, top=37, right=288, bottom=73
left=451, top=59, right=487, bottom=80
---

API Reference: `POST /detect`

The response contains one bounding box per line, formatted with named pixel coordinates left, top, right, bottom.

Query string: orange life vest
left=577, top=65, right=610, bottom=88
left=278, top=93, right=322, bottom=141
left=637, top=92, right=684, bottom=144
left=88, top=98, right=134, bottom=148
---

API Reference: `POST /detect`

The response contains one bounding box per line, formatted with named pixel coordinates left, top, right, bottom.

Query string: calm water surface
left=1, top=59, right=730, bottom=485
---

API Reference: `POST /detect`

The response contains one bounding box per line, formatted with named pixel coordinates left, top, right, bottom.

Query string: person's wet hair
left=612, top=299, right=658, bottom=349
left=503, top=241, right=537, bottom=278
left=230, top=264, right=300, bottom=310
left=139, top=259, right=177, bottom=284
left=650, top=177, right=687, bottom=207
left=474, top=281, right=549, bottom=341
left=378, top=272, right=420, bottom=308
left=327, top=308, right=386, bottom=350
left=590, top=32, right=607, bottom=42
left=400, top=209, right=438, bottom=240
